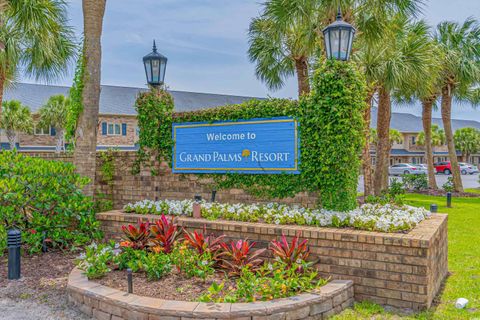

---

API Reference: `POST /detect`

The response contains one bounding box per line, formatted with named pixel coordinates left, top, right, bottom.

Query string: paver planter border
left=97, top=211, right=448, bottom=311
left=68, top=268, right=354, bottom=320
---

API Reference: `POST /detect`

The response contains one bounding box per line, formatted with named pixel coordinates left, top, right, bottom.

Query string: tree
left=435, top=18, right=480, bottom=192
left=247, top=14, right=316, bottom=96
left=370, top=17, right=435, bottom=195
left=73, top=0, right=106, bottom=197
left=252, top=0, right=422, bottom=98
left=454, top=127, right=480, bottom=162
left=0, top=0, right=76, bottom=117
left=38, top=94, right=70, bottom=153
left=0, top=100, right=32, bottom=149
left=418, top=124, right=446, bottom=186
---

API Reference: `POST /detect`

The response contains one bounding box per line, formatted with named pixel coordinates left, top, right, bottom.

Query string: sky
left=22, top=0, right=480, bottom=120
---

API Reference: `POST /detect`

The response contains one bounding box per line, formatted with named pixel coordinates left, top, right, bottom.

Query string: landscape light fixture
left=322, top=7, right=356, bottom=61
left=143, top=40, right=167, bottom=87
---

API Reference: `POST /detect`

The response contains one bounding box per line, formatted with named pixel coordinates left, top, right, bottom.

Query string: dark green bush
left=0, top=151, right=102, bottom=254
left=402, top=174, right=428, bottom=191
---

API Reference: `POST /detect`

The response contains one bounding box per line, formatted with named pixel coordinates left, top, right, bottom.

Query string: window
left=101, top=122, right=127, bottom=136
left=107, top=123, right=121, bottom=135
left=34, top=125, right=51, bottom=136
left=411, top=136, right=416, bottom=145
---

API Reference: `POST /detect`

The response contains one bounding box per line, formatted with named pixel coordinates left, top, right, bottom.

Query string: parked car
left=389, top=163, right=426, bottom=176
left=459, top=162, right=479, bottom=175
left=434, top=161, right=452, bottom=175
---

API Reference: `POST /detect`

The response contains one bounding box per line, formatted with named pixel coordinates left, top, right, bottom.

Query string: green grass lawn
left=332, top=193, right=480, bottom=320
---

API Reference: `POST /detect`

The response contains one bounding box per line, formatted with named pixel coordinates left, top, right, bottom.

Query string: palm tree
left=0, top=100, right=32, bottom=149
left=248, top=15, right=316, bottom=96
left=454, top=127, right=480, bottom=162
left=417, top=123, right=445, bottom=188
left=434, top=18, right=480, bottom=192
left=253, top=0, right=422, bottom=98
left=0, top=0, right=76, bottom=117
left=369, top=17, right=435, bottom=195
left=73, top=0, right=106, bottom=196
left=38, top=94, right=70, bottom=153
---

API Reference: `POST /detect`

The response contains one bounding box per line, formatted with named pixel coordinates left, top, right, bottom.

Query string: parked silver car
left=459, top=162, right=479, bottom=175
left=389, top=163, right=427, bottom=176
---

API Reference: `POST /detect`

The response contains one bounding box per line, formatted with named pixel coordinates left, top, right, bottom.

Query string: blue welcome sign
left=172, top=117, right=300, bottom=174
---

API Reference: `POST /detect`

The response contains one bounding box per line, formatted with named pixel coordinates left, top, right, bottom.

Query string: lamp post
left=322, top=8, right=356, bottom=61
left=143, top=40, right=168, bottom=89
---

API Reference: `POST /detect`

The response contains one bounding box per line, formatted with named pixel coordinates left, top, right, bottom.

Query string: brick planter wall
left=68, top=267, right=354, bottom=320
left=97, top=211, right=448, bottom=311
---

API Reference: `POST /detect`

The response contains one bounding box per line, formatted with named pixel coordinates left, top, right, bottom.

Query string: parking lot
left=357, top=173, right=480, bottom=193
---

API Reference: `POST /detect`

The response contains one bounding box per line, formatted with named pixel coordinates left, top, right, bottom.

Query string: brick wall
left=96, top=151, right=319, bottom=208
left=97, top=211, right=448, bottom=311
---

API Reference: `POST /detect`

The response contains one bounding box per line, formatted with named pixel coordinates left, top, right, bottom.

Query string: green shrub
left=0, top=151, right=102, bottom=254
left=76, top=242, right=116, bottom=279
left=443, top=177, right=455, bottom=192
left=142, top=252, right=172, bottom=281
left=114, top=247, right=147, bottom=272
left=402, top=174, right=428, bottom=191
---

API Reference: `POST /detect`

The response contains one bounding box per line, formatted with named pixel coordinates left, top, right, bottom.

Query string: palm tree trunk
left=0, top=72, right=5, bottom=119
left=6, top=129, right=15, bottom=150
left=374, top=86, right=391, bottom=196
left=55, top=129, right=65, bottom=153
left=421, top=97, right=438, bottom=189
left=441, top=84, right=463, bottom=192
left=73, top=0, right=106, bottom=196
left=294, top=57, right=310, bottom=97
left=362, top=90, right=375, bottom=196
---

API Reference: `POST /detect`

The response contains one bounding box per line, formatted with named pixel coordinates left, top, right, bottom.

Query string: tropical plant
left=73, top=0, right=106, bottom=196
left=0, top=0, right=76, bottom=116
left=219, top=240, right=266, bottom=276
left=142, top=252, right=172, bottom=281
left=114, top=246, right=147, bottom=272
left=368, top=17, right=435, bottom=196
left=247, top=14, right=316, bottom=96
left=0, top=152, right=102, bottom=253
left=435, top=18, right=480, bottom=192
left=453, top=127, right=480, bottom=162
left=149, top=215, right=179, bottom=254
left=417, top=120, right=446, bottom=189
left=183, top=227, right=225, bottom=256
left=38, top=94, right=70, bottom=153
left=270, top=234, right=309, bottom=268
left=170, top=243, right=215, bottom=280
left=120, top=221, right=151, bottom=250
left=0, top=100, right=32, bottom=149
left=76, top=242, right=116, bottom=279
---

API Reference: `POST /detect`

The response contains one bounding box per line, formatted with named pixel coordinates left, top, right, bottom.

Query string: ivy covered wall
left=135, top=60, right=366, bottom=211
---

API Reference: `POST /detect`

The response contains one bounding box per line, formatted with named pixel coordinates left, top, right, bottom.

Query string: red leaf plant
left=120, top=220, right=150, bottom=250
left=149, top=215, right=179, bottom=254
left=183, top=226, right=225, bottom=262
left=269, top=234, right=310, bottom=268
left=219, top=239, right=266, bottom=276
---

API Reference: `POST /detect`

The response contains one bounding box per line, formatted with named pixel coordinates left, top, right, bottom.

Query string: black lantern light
left=322, top=8, right=356, bottom=61
left=143, top=40, right=167, bottom=87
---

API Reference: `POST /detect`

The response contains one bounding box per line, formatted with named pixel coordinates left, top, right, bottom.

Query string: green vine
left=95, top=149, right=116, bottom=212
left=65, top=46, right=85, bottom=151
left=134, top=60, right=366, bottom=210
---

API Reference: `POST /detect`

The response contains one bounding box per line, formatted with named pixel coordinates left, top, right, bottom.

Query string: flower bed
left=123, top=199, right=431, bottom=232
left=75, top=215, right=328, bottom=304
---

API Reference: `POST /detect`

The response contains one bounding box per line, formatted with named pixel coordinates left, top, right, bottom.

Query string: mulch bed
left=0, top=250, right=77, bottom=292
left=94, top=269, right=234, bottom=301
